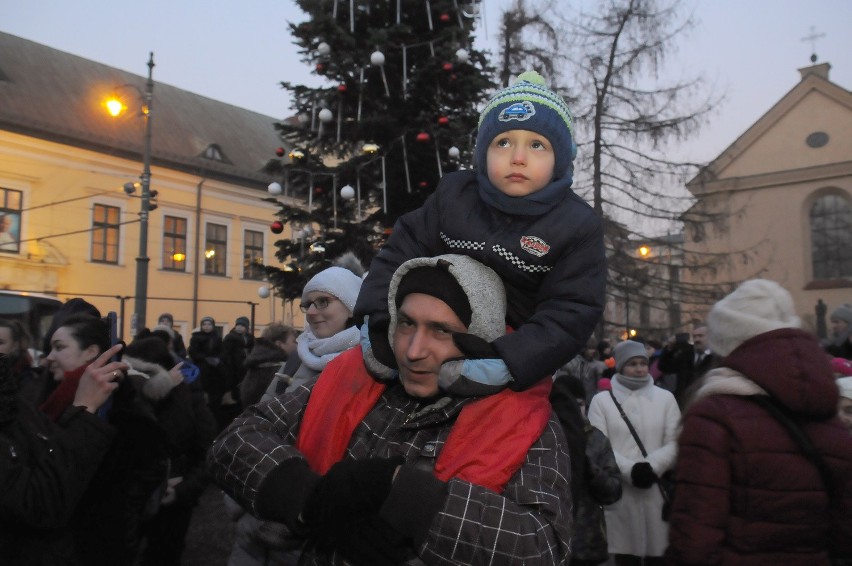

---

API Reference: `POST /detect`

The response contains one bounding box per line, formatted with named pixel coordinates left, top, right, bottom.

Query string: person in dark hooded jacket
left=123, top=337, right=217, bottom=566
left=666, top=280, right=852, bottom=565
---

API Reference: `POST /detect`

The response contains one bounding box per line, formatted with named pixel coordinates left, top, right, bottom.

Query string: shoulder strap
left=608, top=389, right=648, bottom=457
left=749, top=396, right=833, bottom=493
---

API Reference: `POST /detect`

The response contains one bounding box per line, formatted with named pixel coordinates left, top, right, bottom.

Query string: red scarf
left=296, top=347, right=552, bottom=493
left=40, top=365, right=87, bottom=422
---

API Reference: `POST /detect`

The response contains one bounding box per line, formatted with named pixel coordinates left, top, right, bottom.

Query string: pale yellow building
left=683, top=62, right=852, bottom=333
left=0, top=32, right=304, bottom=341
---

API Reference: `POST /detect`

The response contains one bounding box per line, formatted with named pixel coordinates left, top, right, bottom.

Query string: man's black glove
left=337, top=516, right=411, bottom=566
left=631, top=462, right=658, bottom=489
left=437, top=333, right=512, bottom=396
left=302, top=456, right=404, bottom=532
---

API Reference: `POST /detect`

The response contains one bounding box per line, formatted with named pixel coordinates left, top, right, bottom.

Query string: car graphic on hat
left=498, top=101, right=536, bottom=122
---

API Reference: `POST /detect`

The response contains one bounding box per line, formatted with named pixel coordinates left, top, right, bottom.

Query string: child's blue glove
left=438, top=333, right=513, bottom=396
left=360, top=313, right=397, bottom=380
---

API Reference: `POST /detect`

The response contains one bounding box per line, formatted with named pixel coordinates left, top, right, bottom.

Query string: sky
left=2, top=0, right=851, bottom=163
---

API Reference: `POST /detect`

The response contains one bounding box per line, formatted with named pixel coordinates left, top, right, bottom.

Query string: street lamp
left=106, top=53, right=155, bottom=333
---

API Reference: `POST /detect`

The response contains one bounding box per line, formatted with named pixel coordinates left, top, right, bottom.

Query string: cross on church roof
left=800, top=25, right=826, bottom=63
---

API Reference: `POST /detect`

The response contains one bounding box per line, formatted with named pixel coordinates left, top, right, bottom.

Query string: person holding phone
left=1, top=338, right=125, bottom=564
left=38, top=313, right=170, bottom=566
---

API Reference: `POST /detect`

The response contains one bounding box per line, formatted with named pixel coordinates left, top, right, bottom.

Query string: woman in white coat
left=587, top=340, right=680, bottom=565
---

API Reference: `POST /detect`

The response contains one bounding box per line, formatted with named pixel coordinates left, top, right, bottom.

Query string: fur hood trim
left=123, top=355, right=179, bottom=401
left=692, top=367, right=767, bottom=403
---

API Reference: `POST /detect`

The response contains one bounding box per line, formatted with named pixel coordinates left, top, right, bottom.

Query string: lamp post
left=109, top=54, right=155, bottom=333
left=134, top=53, right=155, bottom=333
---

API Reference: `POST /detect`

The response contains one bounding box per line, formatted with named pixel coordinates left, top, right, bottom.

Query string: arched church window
left=810, top=193, right=852, bottom=280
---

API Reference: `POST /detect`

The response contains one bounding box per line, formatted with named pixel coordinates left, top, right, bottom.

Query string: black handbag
left=607, top=390, right=675, bottom=520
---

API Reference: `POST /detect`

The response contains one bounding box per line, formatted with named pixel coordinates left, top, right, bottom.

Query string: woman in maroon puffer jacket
left=666, top=279, right=852, bottom=565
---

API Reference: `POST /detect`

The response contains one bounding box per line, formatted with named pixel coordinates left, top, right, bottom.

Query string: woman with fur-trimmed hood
left=123, top=337, right=217, bottom=566
left=666, top=280, right=852, bottom=565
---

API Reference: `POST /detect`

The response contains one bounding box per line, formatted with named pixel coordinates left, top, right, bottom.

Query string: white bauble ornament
left=370, top=50, right=385, bottom=66
left=297, top=113, right=310, bottom=124
left=318, top=108, right=333, bottom=123
left=455, top=48, right=469, bottom=63
left=267, top=182, right=283, bottom=195
left=448, top=146, right=460, bottom=159
left=340, top=184, right=355, bottom=200
left=317, top=42, right=331, bottom=56
left=258, top=286, right=271, bottom=299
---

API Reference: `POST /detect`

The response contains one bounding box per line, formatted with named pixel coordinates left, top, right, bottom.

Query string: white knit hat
left=707, top=279, right=801, bottom=358
left=837, top=377, right=852, bottom=401
left=613, top=340, right=648, bottom=373
left=302, top=266, right=363, bottom=314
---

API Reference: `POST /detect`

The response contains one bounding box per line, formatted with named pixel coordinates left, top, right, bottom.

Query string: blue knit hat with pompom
left=475, top=71, right=576, bottom=182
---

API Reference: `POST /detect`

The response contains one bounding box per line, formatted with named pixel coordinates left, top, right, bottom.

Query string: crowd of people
left=2, top=70, right=852, bottom=565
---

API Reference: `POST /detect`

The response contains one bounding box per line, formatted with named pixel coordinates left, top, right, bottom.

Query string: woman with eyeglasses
left=266, top=262, right=364, bottom=398
left=226, top=260, right=364, bottom=566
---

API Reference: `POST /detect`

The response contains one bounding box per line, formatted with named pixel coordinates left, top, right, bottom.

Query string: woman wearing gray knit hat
left=667, top=279, right=852, bottom=563
left=824, top=303, right=852, bottom=359
left=587, top=340, right=680, bottom=564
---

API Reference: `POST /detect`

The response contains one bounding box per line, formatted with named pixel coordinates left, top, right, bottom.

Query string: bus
left=0, top=290, right=63, bottom=362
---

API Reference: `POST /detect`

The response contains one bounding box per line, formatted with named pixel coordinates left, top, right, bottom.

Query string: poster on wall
left=0, top=211, right=21, bottom=254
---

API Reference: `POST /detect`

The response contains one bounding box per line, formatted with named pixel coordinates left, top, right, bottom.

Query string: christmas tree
left=263, top=0, right=494, bottom=302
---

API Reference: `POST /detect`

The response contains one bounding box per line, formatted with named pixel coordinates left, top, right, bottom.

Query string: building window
left=92, top=204, right=120, bottom=264
left=163, top=215, right=188, bottom=271
left=243, top=229, right=265, bottom=280
left=0, top=187, right=23, bottom=254
left=205, top=223, right=228, bottom=276
left=810, top=194, right=852, bottom=280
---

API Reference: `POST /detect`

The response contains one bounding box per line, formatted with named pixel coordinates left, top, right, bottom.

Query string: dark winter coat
left=0, top=402, right=115, bottom=565
left=240, top=338, right=288, bottom=407
left=124, top=357, right=217, bottom=508
left=222, top=329, right=255, bottom=387
left=189, top=329, right=225, bottom=395
left=71, top=376, right=170, bottom=566
left=573, top=424, right=622, bottom=564
left=666, top=328, right=852, bottom=565
left=209, top=368, right=574, bottom=565
left=354, top=169, right=606, bottom=388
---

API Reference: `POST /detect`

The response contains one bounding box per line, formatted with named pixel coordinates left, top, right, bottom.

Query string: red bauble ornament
left=438, top=116, right=449, bottom=126
left=442, top=62, right=453, bottom=72
left=440, top=12, right=451, bottom=22
left=316, top=62, right=325, bottom=74
left=270, top=221, right=284, bottom=234
left=275, top=147, right=285, bottom=157
left=419, top=181, right=429, bottom=188
left=416, top=132, right=431, bottom=143
left=314, top=187, right=323, bottom=195
left=450, top=74, right=457, bottom=81
left=337, top=84, right=347, bottom=93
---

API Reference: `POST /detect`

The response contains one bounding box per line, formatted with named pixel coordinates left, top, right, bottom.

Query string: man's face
left=486, top=129, right=556, bottom=197
left=158, top=317, right=173, bottom=328
left=693, top=326, right=708, bottom=351
left=832, top=317, right=850, bottom=336
left=392, top=293, right=467, bottom=398
left=234, top=324, right=247, bottom=335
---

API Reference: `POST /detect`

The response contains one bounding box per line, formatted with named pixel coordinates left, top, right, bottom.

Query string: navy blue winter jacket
left=354, top=170, right=606, bottom=389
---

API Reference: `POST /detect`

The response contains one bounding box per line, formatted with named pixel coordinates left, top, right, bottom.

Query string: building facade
left=682, top=62, right=852, bottom=333
left=0, top=32, right=303, bottom=341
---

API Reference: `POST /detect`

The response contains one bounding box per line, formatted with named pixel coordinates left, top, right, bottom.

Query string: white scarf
left=296, top=325, right=361, bottom=372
